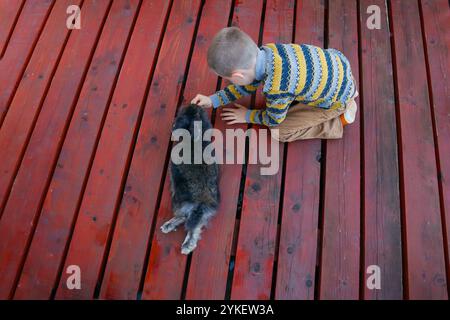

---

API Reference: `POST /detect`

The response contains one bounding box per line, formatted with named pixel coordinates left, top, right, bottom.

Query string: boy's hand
left=191, top=94, right=212, bottom=108
left=221, top=103, right=248, bottom=125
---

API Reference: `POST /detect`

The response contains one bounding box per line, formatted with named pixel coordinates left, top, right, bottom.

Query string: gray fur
left=160, top=104, right=220, bottom=255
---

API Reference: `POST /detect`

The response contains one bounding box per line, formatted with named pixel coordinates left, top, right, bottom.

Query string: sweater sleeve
left=245, top=93, right=296, bottom=127
left=208, top=79, right=262, bottom=109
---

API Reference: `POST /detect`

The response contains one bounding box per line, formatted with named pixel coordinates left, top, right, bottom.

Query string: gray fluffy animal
left=160, top=104, right=220, bottom=254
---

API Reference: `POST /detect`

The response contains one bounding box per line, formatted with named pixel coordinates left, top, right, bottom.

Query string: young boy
left=191, top=27, right=358, bottom=142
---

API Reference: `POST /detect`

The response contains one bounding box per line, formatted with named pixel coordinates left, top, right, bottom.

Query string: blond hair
left=207, top=27, right=258, bottom=77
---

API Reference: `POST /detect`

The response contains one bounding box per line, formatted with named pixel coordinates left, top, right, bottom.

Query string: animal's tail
left=185, top=203, right=215, bottom=231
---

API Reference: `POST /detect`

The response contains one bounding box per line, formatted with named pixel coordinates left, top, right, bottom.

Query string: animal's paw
left=160, top=221, right=177, bottom=233
left=181, top=238, right=197, bottom=255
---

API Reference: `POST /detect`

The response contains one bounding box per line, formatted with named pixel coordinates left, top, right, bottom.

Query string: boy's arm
left=245, top=93, right=295, bottom=127
left=209, top=78, right=262, bottom=109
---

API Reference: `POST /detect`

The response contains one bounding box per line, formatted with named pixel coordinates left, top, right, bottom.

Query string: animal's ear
left=171, top=117, right=181, bottom=131
left=199, top=109, right=212, bottom=130
left=172, top=113, right=189, bottom=131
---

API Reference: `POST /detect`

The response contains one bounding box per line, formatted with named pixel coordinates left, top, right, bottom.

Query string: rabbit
left=160, top=104, right=220, bottom=255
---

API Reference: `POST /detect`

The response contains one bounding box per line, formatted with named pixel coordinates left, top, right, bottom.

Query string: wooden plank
left=0, top=0, right=25, bottom=58
left=142, top=179, right=183, bottom=299
left=319, top=0, right=360, bottom=299
left=0, top=0, right=110, bottom=299
left=420, top=0, right=450, bottom=289
left=99, top=0, right=212, bottom=300
left=0, top=0, right=79, bottom=214
left=0, top=0, right=54, bottom=126
left=0, top=0, right=81, bottom=297
left=391, top=0, right=447, bottom=299
left=359, top=0, right=403, bottom=300
left=55, top=0, right=198, bottom=299
left=139, top=0, right=233, bottom=300
left=231, top=0, right=294, bottom=300
left=14, top=0, right=141, bottom=299
left=185, top=0, right=264, bottom=300
left=275, top=0, right=324, bottom=300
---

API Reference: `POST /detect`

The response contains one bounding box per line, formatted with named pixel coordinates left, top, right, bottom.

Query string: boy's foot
left=340, top=99, right=357, bottom=126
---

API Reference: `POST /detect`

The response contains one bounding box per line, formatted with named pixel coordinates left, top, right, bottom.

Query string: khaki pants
left=271, top=91, right=358, bottom=142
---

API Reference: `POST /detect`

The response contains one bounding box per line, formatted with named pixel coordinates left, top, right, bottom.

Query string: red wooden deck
left=0, top=0, right=449, bottom=300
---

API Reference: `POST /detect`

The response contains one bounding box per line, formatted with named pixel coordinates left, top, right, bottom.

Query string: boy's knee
left=270, top=128, right=281, bottom=141
left=270, top=128, right=288, bottom=142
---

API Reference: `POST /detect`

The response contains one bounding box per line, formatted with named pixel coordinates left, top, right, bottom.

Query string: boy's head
left=207, top=27, right=259, bottom=86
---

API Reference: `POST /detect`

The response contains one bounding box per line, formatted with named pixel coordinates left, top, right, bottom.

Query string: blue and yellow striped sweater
left=209, top=43, right=356, bottom=126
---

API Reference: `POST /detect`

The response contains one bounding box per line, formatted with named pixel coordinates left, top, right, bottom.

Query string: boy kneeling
left=192, top=27, right=358, bottom=142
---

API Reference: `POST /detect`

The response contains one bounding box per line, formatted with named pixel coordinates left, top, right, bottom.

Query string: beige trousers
left=271, top=91, right=358, bottom=142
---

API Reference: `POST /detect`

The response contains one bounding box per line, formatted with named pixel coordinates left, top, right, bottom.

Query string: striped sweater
left=209, top=43, right=356, bottom=126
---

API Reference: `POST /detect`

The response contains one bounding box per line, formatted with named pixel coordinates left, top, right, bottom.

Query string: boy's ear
left=231, top=71, right=245, bottom=79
